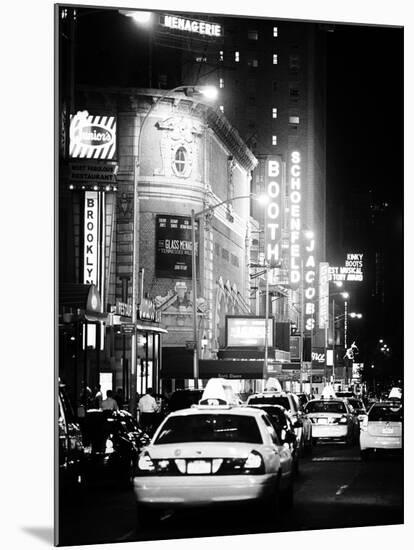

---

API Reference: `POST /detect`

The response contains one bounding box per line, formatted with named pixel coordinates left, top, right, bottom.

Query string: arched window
left=173, top=146, right=187, bottom=174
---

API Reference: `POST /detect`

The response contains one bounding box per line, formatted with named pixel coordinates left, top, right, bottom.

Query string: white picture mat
left=1, top=1, right=411, bottom=550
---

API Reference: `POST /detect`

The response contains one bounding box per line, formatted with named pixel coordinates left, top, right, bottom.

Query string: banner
left=155, top=215, right=198, bottom=278
left=319, top=262, right=329, bottom=329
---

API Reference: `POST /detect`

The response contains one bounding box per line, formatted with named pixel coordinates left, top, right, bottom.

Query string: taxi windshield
left=369, top=405, right=403, bottom=422
left=154, top=414, right=263, bottom=445
left=305, top=401, right=346, bottom=414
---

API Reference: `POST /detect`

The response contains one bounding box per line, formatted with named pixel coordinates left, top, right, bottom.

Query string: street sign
left=121, top=323, right=135, bottom=334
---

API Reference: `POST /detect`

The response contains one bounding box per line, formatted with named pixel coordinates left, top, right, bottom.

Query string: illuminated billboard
left=329, top=253, right=364, bottom=283
left=226, top=316, right=274, bottom=348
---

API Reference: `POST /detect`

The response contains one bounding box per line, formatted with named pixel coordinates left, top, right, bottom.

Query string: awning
left=136, top=322, right=168, bottom=334
left=160, top=347, right=265, bottom=379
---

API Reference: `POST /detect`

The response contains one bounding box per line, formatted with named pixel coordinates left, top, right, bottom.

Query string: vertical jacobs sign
left=84, top=191, right=100, bottom=286
left=304, top=232, right=316, bottom=334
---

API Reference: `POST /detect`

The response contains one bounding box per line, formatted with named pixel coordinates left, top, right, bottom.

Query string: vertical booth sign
left=265, top=156, right=282, bottom=266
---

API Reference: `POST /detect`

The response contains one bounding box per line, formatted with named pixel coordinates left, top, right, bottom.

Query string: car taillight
left=338, top=416, right=348, bottom=424
left=244, top=450, right=265, bottom=474
left=105, top=439, right=114, bottom=454
left=138, top=451, right=155, bottom=472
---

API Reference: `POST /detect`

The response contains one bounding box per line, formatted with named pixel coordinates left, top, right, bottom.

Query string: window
left=219, top=78, right=224, bottom=89
left=219, top=50, right=224, bottom=62
left=273, top=26, right=278, bottom=37
left=289, top=88, right=299, bottom=98
left=272, top=108, right=278, bottom=119
left=272, top=135, right=277, bottom=146
left=248, top=58, right=259, bottom=68
left=289, top=116, right=300, bottom=124
left=248, top=30, right=258, bottom=40
left=289, top=54, right=300, bottom=70
left=235, top=51, right=240, bottom=62
left=305, top=401, right=346, bottom=414
left=154, top=414, right=263, bottom=445
left=273, top=54, right=278, bottom=65
left=221, top=248, right=229, bottom=260
left=195, top=56, right=207, bottom=63
left=173, top=146, right=187, bottom=175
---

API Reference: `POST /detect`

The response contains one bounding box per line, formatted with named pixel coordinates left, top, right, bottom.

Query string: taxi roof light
left=198, top=378, right=240, bottom=408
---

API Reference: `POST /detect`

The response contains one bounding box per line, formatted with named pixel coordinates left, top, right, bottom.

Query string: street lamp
left=130, top=85, right=218, bottom=413
left=330, top=290, right=349, bottom=382
left=191, top=193, right=269, bottom=389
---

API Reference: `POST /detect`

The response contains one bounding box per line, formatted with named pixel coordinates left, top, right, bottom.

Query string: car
left=58, top=383, right=85, bottom=490
left=295, top=392, right=311, bottom=409
left=360, top=401, right=402, bottom=460
left=303, top=397, right=359, bottom=445
left=248, top=403, right=300, bottom=473
left=166, top=389, right=204, bottom=413
left=133, top=378, right=294, bottom=525
left=81, top=409, right=150, bottom=486
left=345, top=397, right=368, bottom=424
left=246, top=391, right=312, bottom=455
left=335, top=390, right=355, bottom=400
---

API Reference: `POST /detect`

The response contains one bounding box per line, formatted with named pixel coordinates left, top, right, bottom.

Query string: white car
left=304, top=397, right=359, bottom=445
left=360, top=401, right=402, bottom=459
left=134, top=380, right=294, bottom=525
left=246, top=391, right=312, bottom=455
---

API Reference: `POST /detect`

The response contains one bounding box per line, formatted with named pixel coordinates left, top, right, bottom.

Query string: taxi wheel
left=282, top=478, right=294, bottom=509
left=261, top=476, right=281, bottom=519
left=360, top=449, right=371, bottom=461
left=136, top=504, right=160, bottom=529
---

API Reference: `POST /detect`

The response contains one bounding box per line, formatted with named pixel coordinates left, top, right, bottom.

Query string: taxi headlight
left=244, top=450, right=265, bottom=474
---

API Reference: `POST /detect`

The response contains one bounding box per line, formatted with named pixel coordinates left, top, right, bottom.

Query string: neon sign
left=329, top=253, right=364, bottom=283
left=161, top=15, right=222, bottom=37
left=304, top=234, right=316, bottom=333
left=289, top=151, right=301, bottom=288
left=265, top=157, right=282, bottom=275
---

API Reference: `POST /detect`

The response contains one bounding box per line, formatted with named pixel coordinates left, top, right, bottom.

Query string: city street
left=58, top=443, right=403, bottom=546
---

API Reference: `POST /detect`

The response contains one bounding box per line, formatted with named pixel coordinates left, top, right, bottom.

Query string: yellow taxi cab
left=360, top=400, right=402, bottom=459
left=303, top=386, right=359, bottom=445
left=133, top=378, right=294, bottom=525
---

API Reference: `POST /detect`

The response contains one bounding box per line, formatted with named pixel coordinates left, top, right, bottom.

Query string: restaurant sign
left=70, top=111, right=117, bottom=160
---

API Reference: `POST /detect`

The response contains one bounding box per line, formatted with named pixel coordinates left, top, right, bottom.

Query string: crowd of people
left=79, top=383, right=168, bottom=435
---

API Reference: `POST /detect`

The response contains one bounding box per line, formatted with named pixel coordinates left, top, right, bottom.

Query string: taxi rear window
left=154, top=414, right=263, bottom=445
left=305, top=401, right=346, bottom=414
left=248, top=396, right=291, bottom=410
left=369, top=405, right=403, bottom=422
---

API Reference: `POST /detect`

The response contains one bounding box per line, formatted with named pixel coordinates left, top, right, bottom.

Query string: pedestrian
left=138, top=387, right=159, bottom=434
left=101, top=389, right=119, bottom=411
left=114, top=387, right=124, bottom=410
left=80, top=383, right=93, bottom=409
left=93, top=384, right=103, bottom=409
